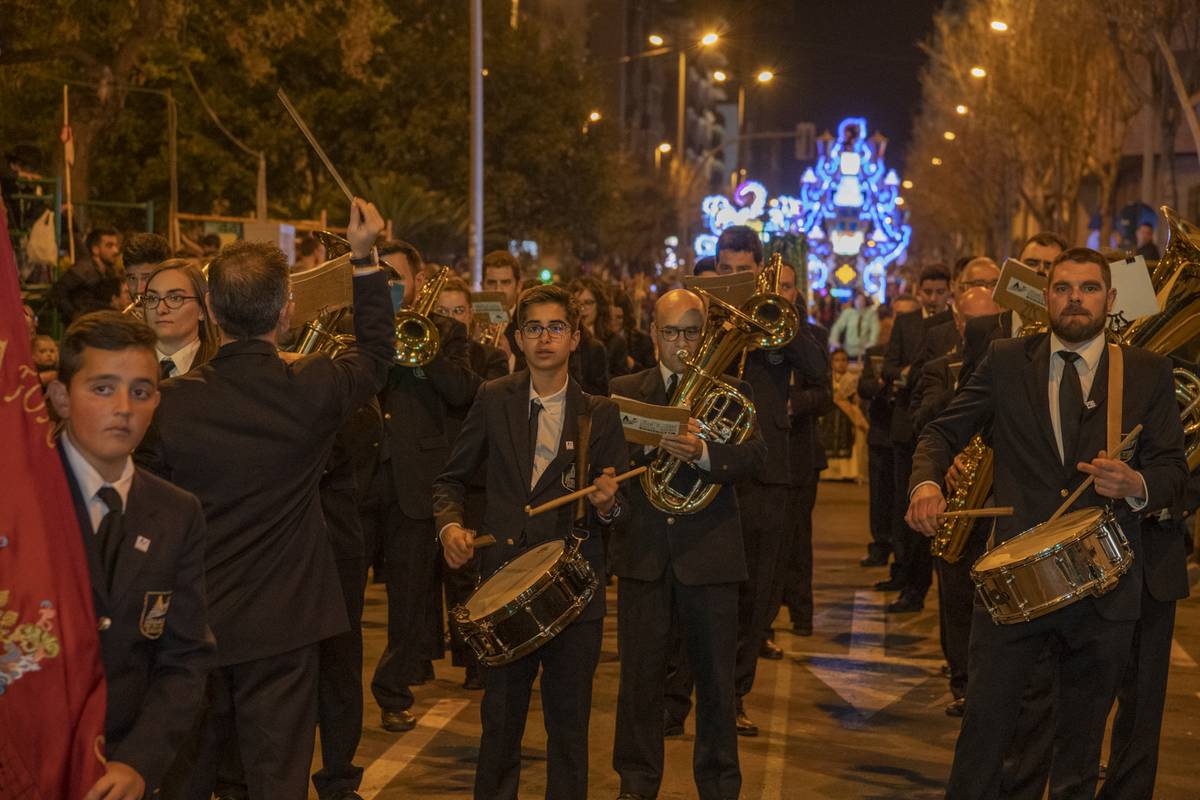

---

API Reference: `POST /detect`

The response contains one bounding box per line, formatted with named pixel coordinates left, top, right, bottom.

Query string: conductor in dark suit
left=49, top=312, right=214, bottom=800
left=435, top=284, right=629, bottom=800
left=907, top=248, right=1188, bottom=800
left=880, top=262, right=953, bottom=611
left=371, top=252, right=483, bottom=732
left=609, top=289, right=766, bottom=800
left=136, top=199, right=395, bottom=798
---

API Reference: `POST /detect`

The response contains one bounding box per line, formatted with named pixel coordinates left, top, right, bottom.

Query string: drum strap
left=1107, top=344, right=1123, bottom=458
left=572, top=409, right=593, bottom=536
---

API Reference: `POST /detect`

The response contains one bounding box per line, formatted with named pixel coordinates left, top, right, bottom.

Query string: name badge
left=565, top=441, right=575, bottom=450
left=134, top=535, right=151, bottom=553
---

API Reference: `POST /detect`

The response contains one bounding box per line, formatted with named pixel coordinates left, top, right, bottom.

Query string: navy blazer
left=608, top=366, right=766, bottom=585
left=911, top=335, right=1188, bottom=621
left=62, top=448, right=214, bottom=791
left=432, top=371, right=630, bottom=621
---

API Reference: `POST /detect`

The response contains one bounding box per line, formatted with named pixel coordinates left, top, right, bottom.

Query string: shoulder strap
left=574, top=408, right=593, bottom=524
left=1107, top=343, right=1124, bottom=457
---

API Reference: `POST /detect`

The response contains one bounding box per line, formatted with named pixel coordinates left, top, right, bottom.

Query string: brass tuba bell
left=394, top=265, right=450, bottom=367
left=641, top=288, right=772, bottom=514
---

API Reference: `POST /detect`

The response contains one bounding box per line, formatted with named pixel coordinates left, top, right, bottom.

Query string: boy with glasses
left=434, top=284, right=628, bottom=800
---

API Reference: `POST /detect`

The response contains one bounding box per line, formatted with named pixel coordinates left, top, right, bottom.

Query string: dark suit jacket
left=884, top=308, right=954, bottom=444
left=136, top=269, right=394, bottom=664
left=62, top=451, right=215, bottom=790
left=433, top=371, right=630, bottom=621
left=739, top=317, right=830, bottom=485
left=907, top=319, right=961, bottom=413
left=911, top=351, right=962, bottom=436
left=857, top=342, right=893, bottom=448
left=910, top=335, right=1188, bottom=621
left=600, top=330, right=630, bottom=379
left=320, top=398, right=383, bottom=561
left=468, top=339, right=510, bottom=382
left=608, top=366, right=766, bottom=585
left=959, top=310, right=1012, bottom=390
left=788, top=341, right=835, bottom=486
left=381, top=314, right=482, bottom=520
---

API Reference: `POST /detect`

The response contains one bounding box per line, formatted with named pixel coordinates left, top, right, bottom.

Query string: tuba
left=743, top=253, right=801, bottom=350
left=641, top=289, right=772, bottom=514
left=931, top=435, right=993, bottom=562
left=292, top=306, right=355, bottom=357
left=394, top=265, right=450, bottom=367
left=1118, top=206, right=1200, bottom=470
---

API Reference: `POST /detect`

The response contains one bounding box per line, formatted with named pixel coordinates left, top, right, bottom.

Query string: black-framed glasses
left=521, top=321, right=571, bottom=339
left=659, top=325, right=702, bottom=342
left=142, top=293, right=200, bottom=310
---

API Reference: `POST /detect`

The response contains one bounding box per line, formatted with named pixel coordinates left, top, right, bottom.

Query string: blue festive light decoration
left=693, top=116, right=910, bottom=300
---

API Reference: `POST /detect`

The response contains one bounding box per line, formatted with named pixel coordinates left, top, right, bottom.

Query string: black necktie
left=528, top=399, right=543, bottom=481
left=1058, top=350, right=1084, bottom=462
left=95, top=486, right=124, bottom=591
left=666, top=373, right=679, bottom=401
left=160, top=357, right=175, bottom=379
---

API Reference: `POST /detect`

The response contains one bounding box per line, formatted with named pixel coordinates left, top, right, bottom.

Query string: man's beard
left=1050, top=307, right=1106, bottom=343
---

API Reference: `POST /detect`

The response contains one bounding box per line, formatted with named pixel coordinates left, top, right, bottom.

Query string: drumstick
left=277, top=89, right=355, bottom=203
left=1047, top=423, right=1143, bottom=524
left=938, top=506, right=1013, bottom=519
left=525, top=466, right=648, bottom=517
left=471, top=533, right=496, bottom=549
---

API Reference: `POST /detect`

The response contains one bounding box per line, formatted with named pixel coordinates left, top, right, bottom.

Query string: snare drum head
left=975, top=507, right=1104, bottom=570
left=465, top=540, right=566, bottom=619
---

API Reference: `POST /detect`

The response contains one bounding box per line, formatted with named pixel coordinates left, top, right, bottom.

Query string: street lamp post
left=735, top=69, right=773, bottom=177
left=655, top=142, right=672, bottom=170
left=469, top=0, right=484, bottom=287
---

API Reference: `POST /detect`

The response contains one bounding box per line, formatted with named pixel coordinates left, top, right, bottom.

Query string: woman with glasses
left=142, top=259, right=219, bottom=378
left=570, top=276, right=630, bottom=379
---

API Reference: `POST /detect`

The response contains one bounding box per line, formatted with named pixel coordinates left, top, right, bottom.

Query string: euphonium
left=642, top=289, right=772, bottom=514
left=742, top=252, right=800, bottom=350
left=1118, top=206, right=1200, bottom=469
left=293, top=306, right=355, bottom=357
left=931, top=434, right=993, bottom=563
left=394, top=265, right=450, bottom=367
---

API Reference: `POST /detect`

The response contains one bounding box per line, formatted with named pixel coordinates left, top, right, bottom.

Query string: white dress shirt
left=157, top=336, right=201, bottom=377
left=657, top=362, right=711, bottom=471
left=61, top=430, right=135, bottom=533
left=530, top=375, right=569, bottom=489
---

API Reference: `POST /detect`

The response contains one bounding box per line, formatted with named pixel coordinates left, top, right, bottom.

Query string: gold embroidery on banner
left=0, top=590, right=63, bottom=694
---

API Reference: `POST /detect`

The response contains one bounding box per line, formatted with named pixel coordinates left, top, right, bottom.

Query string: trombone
left=394, top=265, right=450, bottom=367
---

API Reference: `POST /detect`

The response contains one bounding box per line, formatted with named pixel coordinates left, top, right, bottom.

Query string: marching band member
left=609, top=289, right=766, bottom=800
left=906, top=248, right=1187, bottom=799
left=434, top=284, right=628, bottom=800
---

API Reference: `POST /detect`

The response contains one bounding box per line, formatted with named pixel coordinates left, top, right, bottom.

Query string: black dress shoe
left=617, top=793, right=655, bottom=800
left=321, top=793, right=365, bottom=800
left=886, top=595, right=924, bottom=613
left=663, top=710, right=684, bottom=737
left=463, top=673, right=483, bottom=690
left=792, top=622, right=813, bottom=636
left=874, top=578, right=905, bottom=591
left=860, top=555, right=889, bottom=567
left=735, top=710, right=758, bottom=737
left=381, top=709, right=416, bottom=732
left=759, top=639, right=783, bottom=659
left=945, top=697, right=965, bottom=717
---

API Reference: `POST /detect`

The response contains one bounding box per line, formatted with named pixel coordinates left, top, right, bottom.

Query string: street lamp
left=902, top=179, right=914, bottom=189
left=736, top=69, right=776, bottom=174
left=943, top=130, right=957, bottom=141
left=588, top=110, right=602, bottom=122
left=955, top=104, right=969, bottom=115
left=713, top=69, right=728, bottom=83
left=701, top=31, right=720, bottom=46
left=655, top=141, right=672, bottom=170
left=970, top=65, right=987, bottom=79
left=756, top=69, right=774, bottom=83
left=989, top=19, right=1009, bottom=32
left=931, top=156, right=943, bottom=166
left=648, top=33, right=665, bottom=46
left=675, top=31, right=721, bottom=158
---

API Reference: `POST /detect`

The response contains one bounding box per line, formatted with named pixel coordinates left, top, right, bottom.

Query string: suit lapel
left=507, top=372, right=533, bottom=496
left=57, top=444, right=110, bottom=611
left=109, top=472, right=153, bottom=603
left=1022, top=336, right=1059, bottom=463
left=531, top=381, right=584, bottom=499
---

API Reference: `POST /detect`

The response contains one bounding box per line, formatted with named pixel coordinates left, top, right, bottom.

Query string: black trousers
left=313, top=556, right=367, bottom=797
left=891, top=443, right=932, bottom=600
left=614, top=572, right=740, bottom=800
left=866, top=442, right=895, bottom=562
left=733, top=482, right=790, bottom=701
left=936, top=523, right=988, bottom=699
left=765, top=479, right=818, bottom=634
left=183, top=644, right=320, bottom=800
left=371, top=509, right=438, bottom=713
left=1096, top=588, right=1177, bottom=800
left=946, top=600, right=1133, bottom=800
left=475, top=618, right=602, bottom=800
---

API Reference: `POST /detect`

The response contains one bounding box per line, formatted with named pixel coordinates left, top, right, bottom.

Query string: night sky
left=694, top=0, right=943, bottom=190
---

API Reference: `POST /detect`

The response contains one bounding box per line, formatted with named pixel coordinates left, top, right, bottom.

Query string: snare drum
left=451, top=539, right=598, bottom=666
left=971, top=507, right=1133, bottom=624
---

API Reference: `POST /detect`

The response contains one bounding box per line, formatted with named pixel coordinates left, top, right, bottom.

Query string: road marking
left=1172, top=638, right=1197, bottom=669
left=359, top=699, right=471, bottom=798
left=760, top=653, right=794, bottom=800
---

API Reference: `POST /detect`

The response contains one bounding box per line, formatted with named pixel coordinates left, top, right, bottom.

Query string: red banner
left=0, top=193, right=107, bottom=797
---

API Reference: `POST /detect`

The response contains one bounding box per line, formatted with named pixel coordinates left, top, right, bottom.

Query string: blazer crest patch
left=139, top=592, right=172, bottom=639
left=1118, top=433, right=1137, bottom=463
left=561, top=464, right=577, bottom=491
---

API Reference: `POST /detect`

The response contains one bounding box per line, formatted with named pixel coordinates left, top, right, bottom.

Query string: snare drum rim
left=477, top=579, right=598, bottom=666
left=971, top=507, right=1115, bottom=579
left=462, top=540, right=582, bottom=627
